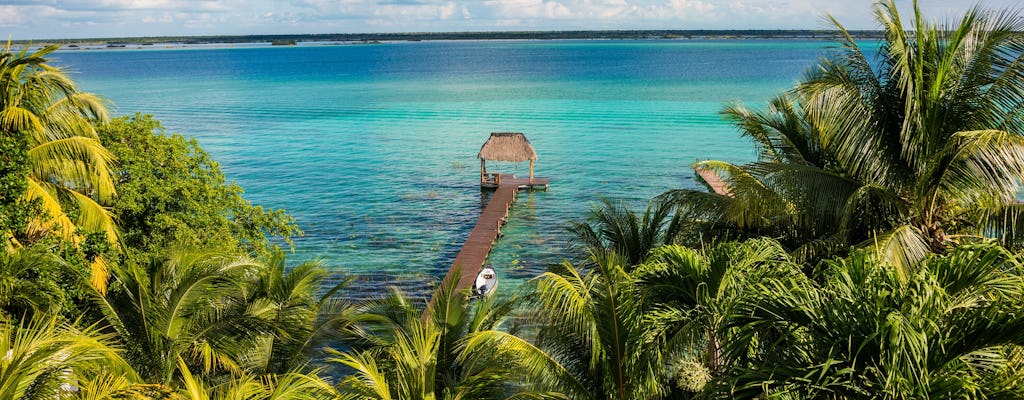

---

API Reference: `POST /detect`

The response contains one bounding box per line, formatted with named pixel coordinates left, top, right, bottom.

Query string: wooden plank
left=695, top=167, right=732, bottom=197
left=431, top=174, right=548, bottom=304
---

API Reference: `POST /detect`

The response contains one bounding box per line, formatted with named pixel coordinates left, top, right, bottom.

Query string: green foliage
left=174, top=357, right=337, bottom=400
left=1, top=42, right=118, bottom=247
left=0, top=246, right=85, bottom=322
left=97, top=114, right=300, bottom=259
left=513, top=254, right=665, bottom=400
left=92, top=247, right=350, bottom=390
left=333, top=272, right=537, bottom=399
left=4, top=3, right=1024, bottom=400
left=719, top=243, right=1024, bottom=398
left=0, top=315, right=143, bottom=399
left=633, top=238, right=801, bottom=395
left=243, top=253, right=357, bottom=375
left=0, top=132, right=36, bottom=245
left=94, top=250, right=270, bottom=384
left=568, top=196, right=684, bottom=268
left=666, top=0, right=1024, bottom=264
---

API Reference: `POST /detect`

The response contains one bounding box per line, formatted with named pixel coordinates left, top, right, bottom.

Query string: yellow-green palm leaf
left=2, top=41, right=118, bottom=292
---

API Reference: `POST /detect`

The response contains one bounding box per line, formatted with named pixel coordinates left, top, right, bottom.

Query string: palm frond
left=862, top=224, right=931, bottom=283
left=983, top=203, right=1024, bottom=250
left=0, top=105, right=44, bottom=135
left=28, top=135, right=116, bottom=202
left=24, top=177, right=76, bottom=240
left=460, top=330, right=589, bottom=399
left=332, top=351, right=394, bottom=399
left=934, top=130, right=1024, bottom=208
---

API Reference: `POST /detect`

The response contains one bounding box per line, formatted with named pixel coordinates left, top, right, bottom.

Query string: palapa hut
left=477, top=132, right=538, bottom=187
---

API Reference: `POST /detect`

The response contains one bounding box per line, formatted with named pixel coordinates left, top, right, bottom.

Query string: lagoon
left=53, top=40, right=835, bottom=297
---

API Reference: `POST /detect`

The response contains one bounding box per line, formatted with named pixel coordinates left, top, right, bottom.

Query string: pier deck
left=695, top=166, right=732, bottom=197
left=437, top=174, right=549, bottom=296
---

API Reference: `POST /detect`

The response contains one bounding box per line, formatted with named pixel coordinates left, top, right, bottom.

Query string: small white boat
left=474, top=265, right=498, bottom=297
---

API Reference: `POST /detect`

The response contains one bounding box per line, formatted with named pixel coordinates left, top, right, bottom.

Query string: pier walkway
left=437, top=174, right=548, bottom=296
left=695, top=166, right=732, bottom=197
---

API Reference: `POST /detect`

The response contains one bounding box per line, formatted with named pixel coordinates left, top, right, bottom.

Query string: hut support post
left=481, top=159, right=486, bottom=184
left=529, top=160, right=534, bottom=182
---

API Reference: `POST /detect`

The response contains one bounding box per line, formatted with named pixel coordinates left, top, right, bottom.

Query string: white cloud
left=0, top=6, right=28, bottom=26
left=4, top=0, right=1022, bottom=39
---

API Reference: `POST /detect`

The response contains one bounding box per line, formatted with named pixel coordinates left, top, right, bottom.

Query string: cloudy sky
left=3, top=0, right=1017, bottom=40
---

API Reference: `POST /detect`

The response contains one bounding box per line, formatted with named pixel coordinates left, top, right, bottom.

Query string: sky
left=2, top=0, right=1019, bottom=40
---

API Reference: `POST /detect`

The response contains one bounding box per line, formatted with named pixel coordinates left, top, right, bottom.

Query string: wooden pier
left=437, top=174, right=548, bottom=296
left=695, top=166, right=732, bottom=197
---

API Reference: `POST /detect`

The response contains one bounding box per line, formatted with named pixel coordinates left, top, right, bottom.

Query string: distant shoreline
left=13, top=30, right=884, bottom=48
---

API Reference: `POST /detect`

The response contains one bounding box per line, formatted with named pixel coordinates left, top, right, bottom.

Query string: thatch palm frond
left=333, top=272, right=533, bottom=399
left=25, top=177, right=118, bottom=245
left=94, top=250, right=269, bottom=384
left=568, top=196, right=682, bottom=268
left=28, top=135, right=116, bottom=201
left=634, top=238, right=802, bottom=394
left=258, top=368, right=337, bottom=400
left=332, top=350, right=395, bottom=400
left=0, top=246, right=72, bottom=320
left=73, top=372, right=170, bottom=400
left=835, top=183, right=909, bottom=243
left=694, top=160, right=795, bottom=229
left=862, top=224, right=932, bottom=283
left=459, top=330, right=588, bottom=399
left=527, top=256, right=665, bottom=400
left=177, top=359, right=338, bottom=400
left=659, top=188, right=732, bottom=228
left=745, top=162, right=861, bottom=234
left=45, top=92, right=109, bottom=132
left=24, top=177, right=77, bottom=240
left=722, top=95, right=821, bottom=166
left=174, top=356, right=213, bottom=400
left=176, top=355, right=337, bottom=400
left=984, top=203, right=1024, bottom=251
left=934, top=129, right=1024, bottom=209
left=722, top=243, right=1024, bottom=398
left=244, top=254, right=357, bottom=375
left=0, top=106, right=44, bottom=135
left=0, top=316, right=140, bottom=400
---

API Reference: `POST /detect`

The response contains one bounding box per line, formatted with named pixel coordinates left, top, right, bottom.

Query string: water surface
left=54, top=40, right=834, bottom=296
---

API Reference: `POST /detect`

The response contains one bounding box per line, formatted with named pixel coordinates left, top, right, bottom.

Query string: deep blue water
left=53, top=40, right=838, bottom=297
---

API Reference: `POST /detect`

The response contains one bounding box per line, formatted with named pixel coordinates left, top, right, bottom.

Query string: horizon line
left=12, top=29, right=887, bottom=44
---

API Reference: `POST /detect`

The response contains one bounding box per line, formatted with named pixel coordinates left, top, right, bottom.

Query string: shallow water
left=54, top=39, right=835, bottom=297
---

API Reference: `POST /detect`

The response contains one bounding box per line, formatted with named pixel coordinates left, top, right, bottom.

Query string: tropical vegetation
left=2, top=0, right=1024, bottom=399
left=664, top=0, right=1024, bottom=266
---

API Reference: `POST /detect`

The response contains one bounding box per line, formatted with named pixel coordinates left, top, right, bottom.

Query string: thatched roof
left=477, top=132, right=537, bottom=162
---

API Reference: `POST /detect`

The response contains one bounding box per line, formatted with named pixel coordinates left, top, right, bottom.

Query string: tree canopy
left=97, top=114, right=300, bottom=260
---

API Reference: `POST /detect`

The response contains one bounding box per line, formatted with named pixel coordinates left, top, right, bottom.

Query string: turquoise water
left=53, top=40, right=832, bottom=297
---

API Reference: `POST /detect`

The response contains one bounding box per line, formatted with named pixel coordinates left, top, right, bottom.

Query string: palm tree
left=332, top=269, right=538, bottom=399
left=463, top=253, right=666, bottom=400
left=666, top=0, right=1024, bottom=266
left=720, top=243, right=1024, bottom=398
left=0, top=42, right=117, bottom=292
left=568, top=196, right=684, bottom=268
left=174, top=357, right=337, bottom=400
left=664, top=95, right=846, bottom=262
left=241, top=253, right=357, bottom=375
left=0, top=315, right=144, bottom=399
left=93, top=249, right=272, bottom=384
left=632, top=238, right=801, bottom=395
